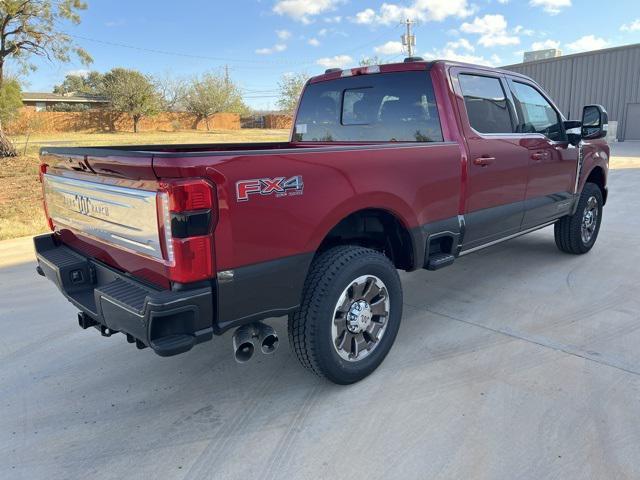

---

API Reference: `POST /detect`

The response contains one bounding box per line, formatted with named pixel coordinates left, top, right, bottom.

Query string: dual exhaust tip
left=232, top=322, right=278, bottom=363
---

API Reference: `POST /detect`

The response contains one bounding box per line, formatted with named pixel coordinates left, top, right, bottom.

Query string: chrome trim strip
left=459, top=221, right=555, bottom=256
left=573, top=144, right=584, bottom=194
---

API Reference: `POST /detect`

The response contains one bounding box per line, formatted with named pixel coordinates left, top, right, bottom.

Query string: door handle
left=531, top=152, right=549, bottom=161
left=473, top=156, right=495, bottom=167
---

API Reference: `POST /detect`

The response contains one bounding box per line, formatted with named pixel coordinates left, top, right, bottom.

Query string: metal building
left=504, top=43, right=640, bottom=141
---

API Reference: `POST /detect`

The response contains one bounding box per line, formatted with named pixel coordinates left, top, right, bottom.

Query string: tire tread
left=288, top=246, right=396, bottom=381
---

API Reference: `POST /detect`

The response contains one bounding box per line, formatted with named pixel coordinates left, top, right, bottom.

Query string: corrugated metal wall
left=504, top=44, right=640, bottom=140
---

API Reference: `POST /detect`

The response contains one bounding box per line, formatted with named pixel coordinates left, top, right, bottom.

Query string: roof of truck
left=309, top=58, right=531, bottom=84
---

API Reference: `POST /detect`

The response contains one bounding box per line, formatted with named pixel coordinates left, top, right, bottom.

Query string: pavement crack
left=423, top=307, right=640, bottom=378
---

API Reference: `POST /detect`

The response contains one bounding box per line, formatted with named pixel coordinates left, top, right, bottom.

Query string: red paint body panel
left=39, top=60, right=609, bottom=288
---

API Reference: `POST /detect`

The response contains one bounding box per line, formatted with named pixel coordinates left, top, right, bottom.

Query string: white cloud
left=65, top=69, right=90, bottom=78
left=460, top=14, right=520, bottom=47
left=308, top=38, right=321, bottom=46
left=318, top=28, right=328, bottom=36
left=353, top=0, right=472, bottom=25
left=423, top=41, right=500, bottom=66
left=531, top=39, right=560, bottom=50
left=316, top=54, right=353, bottom=68
left=354, top=8, right=376, bottom=24
left=448, top=38, right=475, bottom=51
left=105, top=19, right=126, bottom=28
left=276, top=29, right=292, bottom=40
left=514, top=25, right=534, bottom=36
left=565, top=35, right=609, bottom=53
left=374, top=41, right=404, bottom=55
left=255, top=43, right=288, bottom=55
left=324, top=15, right=342, bottom=23
left=273, top=0, right=340, bottom=24
left=621, top=19, right=640, bottom=32
left=529, top=0, right=571, bottom=15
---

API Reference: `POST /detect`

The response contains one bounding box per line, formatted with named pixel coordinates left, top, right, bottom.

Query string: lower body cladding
left=34, top=233, right=300, bottom=360
left=34, top=234, right=214, bottom=357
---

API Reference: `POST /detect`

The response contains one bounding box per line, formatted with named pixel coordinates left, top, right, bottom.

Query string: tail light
left=157, top=179, right=217, bottom=284
left=39, top=164, right=55, bottom=231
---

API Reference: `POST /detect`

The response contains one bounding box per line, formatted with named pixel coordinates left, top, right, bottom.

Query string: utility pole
left=401, top=18, right=416, bottom=57
left=224, top=64, right=230, bottom=86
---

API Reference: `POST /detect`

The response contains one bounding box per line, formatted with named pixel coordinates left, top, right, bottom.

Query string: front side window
left=458, top=74, right=513, bottom=134
left=293, top=71, right=443, bottom=143
left=510, top=81, right=565, bottom=142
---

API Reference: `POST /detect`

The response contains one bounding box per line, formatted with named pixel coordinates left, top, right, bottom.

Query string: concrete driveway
left=1, top=153, right=640, bottom=479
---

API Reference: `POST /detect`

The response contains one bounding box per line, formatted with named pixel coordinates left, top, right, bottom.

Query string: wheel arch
left=311, top=206, right=423, bottom=272
left=584, top=165, right=607, bottom=205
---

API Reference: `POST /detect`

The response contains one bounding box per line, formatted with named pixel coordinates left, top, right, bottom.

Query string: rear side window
left=293, top=71, right=443, bottom=143
left=459, top=74, right=513, bottom=134
left=510, top=81, right=565, bottom=141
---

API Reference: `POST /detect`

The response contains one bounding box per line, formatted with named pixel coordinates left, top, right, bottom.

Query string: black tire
left=554, top=182, right=603, bottom=254
left=288, top=246, right=402, bottom=384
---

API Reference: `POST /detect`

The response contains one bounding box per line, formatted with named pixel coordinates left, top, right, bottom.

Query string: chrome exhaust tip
left=256, top=322, right=279, bottom=355
left=232, top=325, right=257, bottom=363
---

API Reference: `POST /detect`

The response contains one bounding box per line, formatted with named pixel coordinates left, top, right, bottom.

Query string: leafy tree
left=0, top=0, right=92, bottom=156
left=53, top=71, right=104, bottom=95
left=184, top=73, right=249, bottom=130
left=276, top=73, right=309, bottom=114
left=101, top=68, right=161, bottom=133
left=0, top=78, right=22, bottom=123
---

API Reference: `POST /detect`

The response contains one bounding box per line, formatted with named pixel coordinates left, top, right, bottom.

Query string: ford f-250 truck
left=34, top=59, right=609, bottom=384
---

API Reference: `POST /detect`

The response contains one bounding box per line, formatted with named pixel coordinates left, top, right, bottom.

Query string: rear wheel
left=554, top=182, right=603, bottom=254
left=288, top=246, right=402, bottom=384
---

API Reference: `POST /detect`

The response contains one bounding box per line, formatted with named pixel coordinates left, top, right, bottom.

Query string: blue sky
left=15, top=0, right=640, bottom=110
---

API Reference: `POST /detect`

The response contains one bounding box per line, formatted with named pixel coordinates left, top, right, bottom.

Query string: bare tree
left=359, top=56, right=382, bottom=66
left=156, top=72, right=188, bottom=112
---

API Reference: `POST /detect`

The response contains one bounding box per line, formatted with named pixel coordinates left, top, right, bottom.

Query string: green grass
left=0, top=129, right=289, bottom=241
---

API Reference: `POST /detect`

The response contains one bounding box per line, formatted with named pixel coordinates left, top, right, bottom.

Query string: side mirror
left=581, top=104, right=608, bottom=140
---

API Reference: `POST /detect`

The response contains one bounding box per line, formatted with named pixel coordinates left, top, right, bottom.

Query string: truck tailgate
left=42, top=174, right=164, bottom=260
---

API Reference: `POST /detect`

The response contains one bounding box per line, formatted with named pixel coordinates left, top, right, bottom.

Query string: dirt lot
left=0, top=130, right=289, bottom=240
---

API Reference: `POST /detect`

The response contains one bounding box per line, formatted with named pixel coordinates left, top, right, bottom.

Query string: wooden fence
left=6, top=109, right=240, bottom=135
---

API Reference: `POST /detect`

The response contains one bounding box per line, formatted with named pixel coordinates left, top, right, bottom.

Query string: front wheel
left=288, top=246, right=402, bottom=384
left=554, top=182, right=603, bottom=254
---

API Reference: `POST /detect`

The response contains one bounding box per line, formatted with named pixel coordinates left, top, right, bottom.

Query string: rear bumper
left=34, top=234, right=214, bottom=357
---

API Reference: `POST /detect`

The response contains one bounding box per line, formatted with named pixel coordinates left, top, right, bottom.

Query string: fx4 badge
left=236, top=176, right=304, bottom=202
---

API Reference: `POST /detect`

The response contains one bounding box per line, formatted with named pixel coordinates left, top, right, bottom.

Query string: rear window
left=293, top=71, right=443, bottom=143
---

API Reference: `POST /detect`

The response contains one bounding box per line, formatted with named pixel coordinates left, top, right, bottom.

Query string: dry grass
left=0, top=129, right=289, bottom=241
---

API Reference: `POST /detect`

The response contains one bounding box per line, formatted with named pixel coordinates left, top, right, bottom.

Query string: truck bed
left=42, top=141, right=296, bottom=157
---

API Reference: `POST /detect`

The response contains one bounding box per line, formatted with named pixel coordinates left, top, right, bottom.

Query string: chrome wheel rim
left=581, top=196, right=599, bottom=244
left=331, top=275, right=390, bottom=362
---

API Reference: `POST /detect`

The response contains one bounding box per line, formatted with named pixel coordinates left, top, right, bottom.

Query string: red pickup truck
left=34, top=59, right=609, bottom=384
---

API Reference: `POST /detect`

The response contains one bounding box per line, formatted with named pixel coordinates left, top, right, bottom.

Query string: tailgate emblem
left=236, top=176, right=304, bottom=202
left=63, top=194, right=110, bottom=217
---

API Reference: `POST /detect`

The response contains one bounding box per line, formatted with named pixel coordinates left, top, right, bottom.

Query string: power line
left=64, top=33, right=318, bottom=68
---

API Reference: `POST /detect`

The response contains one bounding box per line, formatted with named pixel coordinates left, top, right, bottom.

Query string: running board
left=426, top=253, right=455, bottom=271
left=458, top=221, right=556, bottom=256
